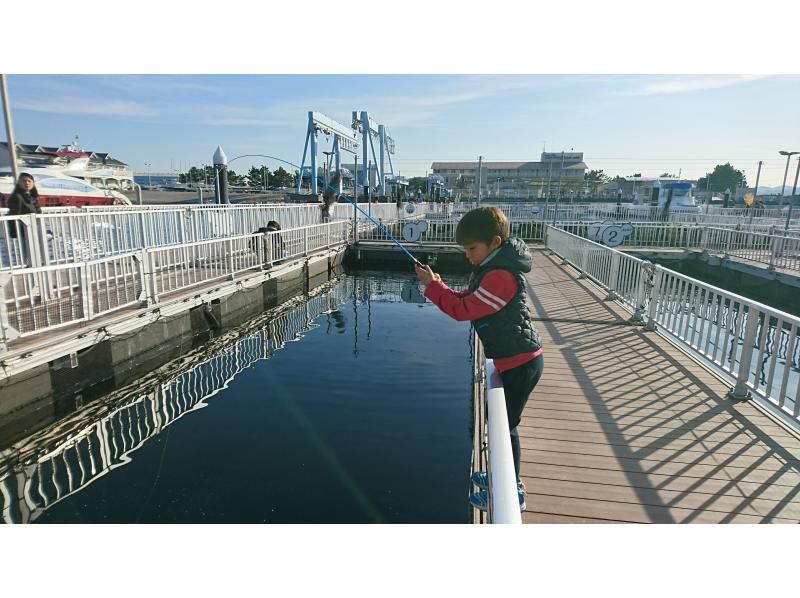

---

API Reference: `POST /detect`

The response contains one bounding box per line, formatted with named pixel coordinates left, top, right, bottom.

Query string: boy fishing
left=415, top=206, right=544, bottom=512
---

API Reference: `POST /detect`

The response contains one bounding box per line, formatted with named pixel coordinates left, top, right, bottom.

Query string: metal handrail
left=0, top=221, right=351, bottom=351
left=545, top=225, right=800, bottom=428
left=484, top=358, right=522, bottom=524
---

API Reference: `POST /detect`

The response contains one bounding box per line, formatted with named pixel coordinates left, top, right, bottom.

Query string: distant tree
left=247, top=165, right=270, bottom=188
left=227, top=169, right=235, bottom=185
left=407, top=177, right=427, bottom=193
left=696, top=163, right=747, bottom=193
left=269, top=166, right=294, bottom=188
left=659, top=172, right=677, bottom=178
left=584, top=169, right=609, bottom=195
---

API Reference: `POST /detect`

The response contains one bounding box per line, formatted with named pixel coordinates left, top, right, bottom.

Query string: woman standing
left=6, top=172, right=42, bottom=265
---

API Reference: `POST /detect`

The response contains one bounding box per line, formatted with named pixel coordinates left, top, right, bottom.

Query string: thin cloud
left=99, top=75, right=225, bottom=95
left=617, top=75, right=768, bottom=96
left=14, top=97, right=157, bottom=117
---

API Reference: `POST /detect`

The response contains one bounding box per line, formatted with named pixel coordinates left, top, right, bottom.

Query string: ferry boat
left=0, top=170, right=131, bottom=207
left=0, top=139, right=133, bottom=206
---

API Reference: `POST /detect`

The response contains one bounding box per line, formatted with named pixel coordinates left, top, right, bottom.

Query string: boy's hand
left=415, top=264, right=440, bottom=285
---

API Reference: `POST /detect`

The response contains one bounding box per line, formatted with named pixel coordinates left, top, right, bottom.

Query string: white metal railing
left=0, top=203, right=383, bottom=271
left=647, top=266, right=799, bottom=419
left=3, top=202, right=796, bottom=271
left=702, top=227, right=800, bottom=272
left=484, top=358, right=522, bottom=524
left=545, top=225, right=800, bottom=427
left=546, top=226, right=651, bottom=315
left=0, top=221, right=351, bottom=348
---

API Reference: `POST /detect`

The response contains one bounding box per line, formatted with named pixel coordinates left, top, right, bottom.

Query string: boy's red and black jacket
left=424, top=237, right=542, bottom=372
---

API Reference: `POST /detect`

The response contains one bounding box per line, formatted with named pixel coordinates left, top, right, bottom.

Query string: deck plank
left=516, top=250, right=800, bottom=524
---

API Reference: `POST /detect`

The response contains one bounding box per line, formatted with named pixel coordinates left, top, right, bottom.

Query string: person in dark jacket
left=6, top=173, right=42, bottom=265
left=7, top=172, right=42, bottom=231
left=321, top=173, right=340, bottom=223
left=415, top=206, right=544, bottom=514
left=250, top=220, right=286, bottom=266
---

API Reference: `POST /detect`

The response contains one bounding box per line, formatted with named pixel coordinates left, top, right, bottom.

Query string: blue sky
left=6, top=74, right=800, bottom=187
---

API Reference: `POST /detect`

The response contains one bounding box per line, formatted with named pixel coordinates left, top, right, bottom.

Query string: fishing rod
left=227, top=154, right=426, bottom=268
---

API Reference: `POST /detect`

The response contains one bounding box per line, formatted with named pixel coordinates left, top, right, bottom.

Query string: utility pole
left=0, top=74, right=19, bottom=183
left=705, top=172, right=711, bottom=214
left=753, top=160, right=763, bottom=204
left=476, top=155, right=483, bottom=203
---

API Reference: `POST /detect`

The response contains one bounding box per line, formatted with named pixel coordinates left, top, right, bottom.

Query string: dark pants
left=500, top=355, right=544, bottom=482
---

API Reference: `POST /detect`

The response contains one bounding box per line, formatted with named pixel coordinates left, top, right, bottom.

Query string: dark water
left=0, top=273, right=474, bottom=524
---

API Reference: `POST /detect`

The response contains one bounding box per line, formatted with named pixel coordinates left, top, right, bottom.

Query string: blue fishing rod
left=227, top=154, right=426, bottom=268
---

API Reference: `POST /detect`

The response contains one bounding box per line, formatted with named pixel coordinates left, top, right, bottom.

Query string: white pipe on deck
left=485, top=359, right=522, bottom=524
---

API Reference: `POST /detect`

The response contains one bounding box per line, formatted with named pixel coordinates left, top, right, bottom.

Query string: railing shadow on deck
left=523, top=251, right=800, bottom=523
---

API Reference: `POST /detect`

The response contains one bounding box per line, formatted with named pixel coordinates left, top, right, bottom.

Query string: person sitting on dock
left=414, top=206, right=544, bottom=513
left=250, top=220, right=286, bottom=266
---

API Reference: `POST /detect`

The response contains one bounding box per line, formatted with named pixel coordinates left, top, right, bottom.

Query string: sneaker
left=471, top=472, right=526, bottom=494
left=468, top=488, right=527, bottom=513
left=469, top=490, right=489, bottom=511
left=471, top=471, right=489, bottom=489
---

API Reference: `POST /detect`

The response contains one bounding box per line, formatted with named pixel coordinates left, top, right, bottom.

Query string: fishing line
left=229, top=154, right=425, bottom=267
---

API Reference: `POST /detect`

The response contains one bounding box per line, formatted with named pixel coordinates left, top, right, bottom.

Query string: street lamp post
left=779, top=150, right=799, bottom=198
left=323, top=150, right=334, bottom=189
left=785, top=155, right=800, bottom=230
left=144, top=162, right=152, bottom=188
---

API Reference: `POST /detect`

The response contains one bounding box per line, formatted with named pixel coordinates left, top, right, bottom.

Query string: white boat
left=0, top=169, right=131, bottom=208
left=629, top=178, right=701, bottom=215
left=0, top=138, right=134, bottom=206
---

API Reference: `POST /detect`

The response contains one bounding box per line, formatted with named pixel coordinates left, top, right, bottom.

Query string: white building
left=431, top=152, right=588, bottom=198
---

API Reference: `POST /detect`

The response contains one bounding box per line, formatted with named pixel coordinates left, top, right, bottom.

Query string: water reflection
left=0, top=273, right=469, bottom=524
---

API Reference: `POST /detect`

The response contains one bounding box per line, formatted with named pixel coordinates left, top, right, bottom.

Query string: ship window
left=37, top=177, right=95, bottom=193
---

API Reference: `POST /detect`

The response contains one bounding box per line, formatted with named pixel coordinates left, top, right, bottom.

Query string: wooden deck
left=519, top=249, right=800, bottom=523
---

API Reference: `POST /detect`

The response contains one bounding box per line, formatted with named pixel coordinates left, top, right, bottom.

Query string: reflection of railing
left=0, top=277, right=355, bottom=523
left=0, top=222, right=350, bottom=349
left=546, top=226, right=800, bottom=427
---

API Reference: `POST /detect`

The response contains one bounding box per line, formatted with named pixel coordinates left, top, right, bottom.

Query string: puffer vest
left=469, top=239, right=542, bottom=358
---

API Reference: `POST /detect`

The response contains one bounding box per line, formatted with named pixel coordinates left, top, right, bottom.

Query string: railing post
left=578, top=243, right=588, bottom=279
left=700, top=226, right=709, bottom=253
left=147, top=250, right=159, bottom=305
left=768, top=232, right=778, bottom=272
left=80, top=262, right=93, bottom=320
left=304, top=227, right=309, bottom=256
left=0, top=271, right=17, bottom=353
left=727, top=308, right=759, bottom=401
left=606, top=250, right=621, bottom=300
left=644, top=264, right=662, bottom=331
left=631, top=261, right=654, bottom=324
left=229, top=239, right=236, bottom=280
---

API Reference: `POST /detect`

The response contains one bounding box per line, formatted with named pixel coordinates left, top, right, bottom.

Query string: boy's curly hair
left=455, top=206, right=509, bottom=245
